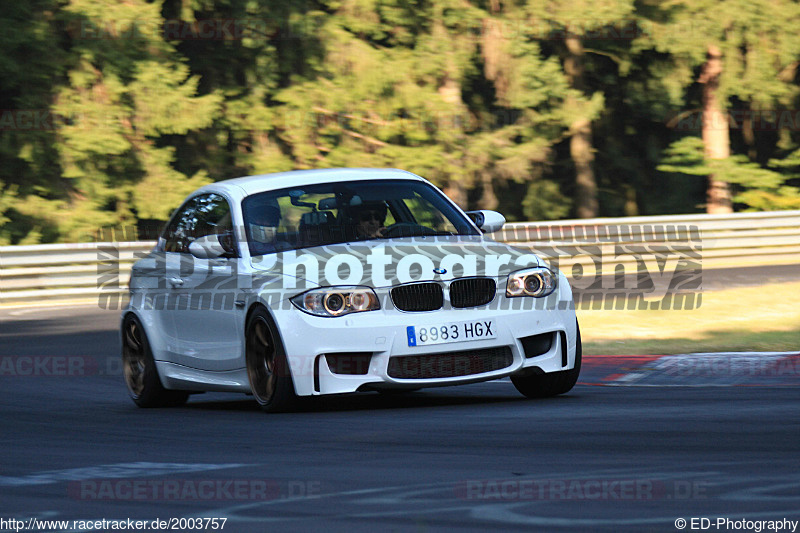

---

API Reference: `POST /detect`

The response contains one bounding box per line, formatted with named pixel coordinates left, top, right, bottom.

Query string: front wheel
left=122, top=315, right=189, bottom=407
left=245, top=307, right=296, bottom=413
left=511, top=323, right=582, bottom=398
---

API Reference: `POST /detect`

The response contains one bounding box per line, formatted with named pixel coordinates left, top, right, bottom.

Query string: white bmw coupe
left=122, top=168, right=581, bottom=412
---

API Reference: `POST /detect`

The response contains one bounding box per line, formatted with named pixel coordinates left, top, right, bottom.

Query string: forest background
left=2, top=0, right=800, bottom=244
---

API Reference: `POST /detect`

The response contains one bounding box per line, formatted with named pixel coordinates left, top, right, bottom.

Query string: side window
left=162, top=194, right=236, bottom=256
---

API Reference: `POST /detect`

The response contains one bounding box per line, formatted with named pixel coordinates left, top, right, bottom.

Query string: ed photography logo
left=93, top=223, right=702, bottom=312
left=675, top=518, right=799, bottom=532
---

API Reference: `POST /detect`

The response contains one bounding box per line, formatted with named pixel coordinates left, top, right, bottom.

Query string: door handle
left=168, top=277, right=184, bottom=287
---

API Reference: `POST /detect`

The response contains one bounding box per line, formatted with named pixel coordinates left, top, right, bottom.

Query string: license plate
left=407, top=320, right=496, bottom=347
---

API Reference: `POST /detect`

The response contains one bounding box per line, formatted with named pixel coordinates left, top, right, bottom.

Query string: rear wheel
left=245, top=308, right=296, bottom=413
left=122, top=315, right=189, bottom=407
left=511, top=322, right=582, bottom=398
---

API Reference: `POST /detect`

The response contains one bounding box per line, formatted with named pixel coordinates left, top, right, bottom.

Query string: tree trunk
left=741, top=104, right=757, bottom=161
left=445, top=180, right=468, bottom=209
left=564, top=36, right=598, bottom=219
left=570, top=116, right=597, bottom=218
left=699, top=44, right=733, bottom=214
left=479, top=171, right=499, bottom=211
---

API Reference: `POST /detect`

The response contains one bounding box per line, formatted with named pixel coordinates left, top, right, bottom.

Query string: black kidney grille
left=391, top=282, right=444, bottom=312
left=388, top=347, right=513, bottom=379
left=449, top=278, right=496, bottom=308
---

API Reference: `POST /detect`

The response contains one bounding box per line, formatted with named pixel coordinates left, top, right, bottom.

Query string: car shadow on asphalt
left=181, top=388, right=583, bottom=414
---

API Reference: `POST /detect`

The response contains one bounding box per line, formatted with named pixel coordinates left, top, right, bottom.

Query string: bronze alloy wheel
left=246, top=315, right=277, bottom=404
left=245, top=308, right=296, bottom=412
left=120, top=315, right=189, bottom=408
left=122, top=318, right=146, bottom=397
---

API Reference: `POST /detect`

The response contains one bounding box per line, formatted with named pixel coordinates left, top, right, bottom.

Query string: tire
left=245, top=307, right=296, bottom=413
left=122, top=314, right=189, bottom=408
left=511, top=322, right=582, bottom=399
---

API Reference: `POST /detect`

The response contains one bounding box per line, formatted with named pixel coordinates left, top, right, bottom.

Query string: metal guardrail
left=1, top=210, right=799, bottom=306
left=495, top=210, right=800, bottom=274
left=0, top=242, right=155, bottom=306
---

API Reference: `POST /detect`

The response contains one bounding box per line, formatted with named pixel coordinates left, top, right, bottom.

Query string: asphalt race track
left=1, top=302, right=799, bottom=532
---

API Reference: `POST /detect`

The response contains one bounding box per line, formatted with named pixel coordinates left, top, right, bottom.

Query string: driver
left=247, top=200, right=282, bottom=254
left=350, top=201, right=388, bottom=239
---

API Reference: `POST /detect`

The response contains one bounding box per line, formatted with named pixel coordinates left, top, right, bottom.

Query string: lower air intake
left=387, top=347, right=513, bottom=379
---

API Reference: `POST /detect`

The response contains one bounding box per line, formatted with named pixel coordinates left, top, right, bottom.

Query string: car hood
left=249, top=236, right=546, bottom=289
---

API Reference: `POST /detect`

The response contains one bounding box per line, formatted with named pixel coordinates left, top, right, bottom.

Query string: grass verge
left=578, top=281, right=800, bottom=355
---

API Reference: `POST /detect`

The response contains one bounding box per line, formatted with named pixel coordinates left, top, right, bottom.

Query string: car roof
left=199, top=168, right=427, bottom=197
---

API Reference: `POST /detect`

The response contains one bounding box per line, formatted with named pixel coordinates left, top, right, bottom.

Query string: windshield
left=242, top=179, right=478, bottom=256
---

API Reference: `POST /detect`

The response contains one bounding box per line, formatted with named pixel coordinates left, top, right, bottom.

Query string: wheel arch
left=120, top=309, right=168, bottom=366
left=120, top=310, right=188, bottom=406
left=244, top=300, right=301, bottom=396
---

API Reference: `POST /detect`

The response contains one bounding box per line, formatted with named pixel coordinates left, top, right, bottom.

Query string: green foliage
left=659, top=136, right=800, bottom=210
left=641, top=0, right=800, bottom=213
left=0, top=183, right=18, bottom=245
left=2, top=0, right=800, bottom=243
left=640, top=0, right=800, bottom=107
left=523, top=180, right=572, bottom=221
left=657, top=137, right=709, bottom=176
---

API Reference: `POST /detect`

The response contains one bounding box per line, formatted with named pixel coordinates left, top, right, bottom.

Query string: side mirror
left=466, top=210, right=506, bottom=233
left=189, top=234, right=232, bottom=259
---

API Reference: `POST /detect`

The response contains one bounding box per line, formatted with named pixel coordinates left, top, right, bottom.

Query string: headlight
left=290, top=287, right=380, bottom=317
left=506, top=267, right=557, bottom=298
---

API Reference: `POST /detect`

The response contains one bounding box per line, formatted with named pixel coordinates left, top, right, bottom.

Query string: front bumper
left=273, top=278, right=577, bottom=396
